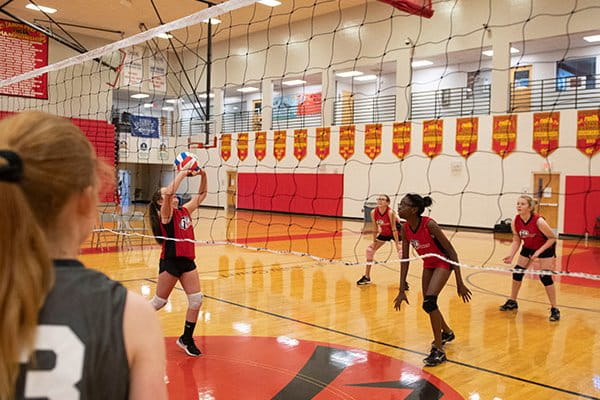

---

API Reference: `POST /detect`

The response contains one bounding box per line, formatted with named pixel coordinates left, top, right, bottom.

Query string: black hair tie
left=0, top=150, right=23, bottom=183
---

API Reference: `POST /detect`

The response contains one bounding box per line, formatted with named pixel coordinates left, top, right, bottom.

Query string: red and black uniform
left=515, top=213, right=555, bottom=258
left=374, top=207, right=394, bottom=241
left=403, top=216, right=451, bottom=269
left=159, top=207, right=197, bottom=277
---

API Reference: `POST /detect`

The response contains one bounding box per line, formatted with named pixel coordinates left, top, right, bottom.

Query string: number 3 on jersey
left=21, top=325, right=84, bottom=400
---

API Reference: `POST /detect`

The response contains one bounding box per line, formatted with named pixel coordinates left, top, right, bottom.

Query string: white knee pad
left=187, top=292, right=204, bottom=310
left=150, top=295, right=168, bottom=311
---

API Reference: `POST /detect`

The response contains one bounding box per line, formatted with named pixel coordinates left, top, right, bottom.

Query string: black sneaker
left=499, top=299, right=518, bottom=311
left=432, top=331, right=455, bottom=345
left=423, top=347, right=447, bottom=366
left=549, top=307, right=560, bottom=321
left=356, top=275, right=371, bottom=285
left=177, top=336, right=201, bottom=356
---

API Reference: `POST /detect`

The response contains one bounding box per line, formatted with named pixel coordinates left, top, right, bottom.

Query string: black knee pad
left=540, top=272, right=554, bottom=286
left=422, top=295, right=438, bottom=314
left=512, top=266, right=526, bottom=282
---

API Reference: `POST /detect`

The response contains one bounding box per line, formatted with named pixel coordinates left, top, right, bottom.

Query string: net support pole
left=205, top=14, right=212, bottom=144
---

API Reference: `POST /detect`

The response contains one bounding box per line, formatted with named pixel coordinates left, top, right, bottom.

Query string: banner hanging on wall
left=364, top=124, right=382, bottom=160
left=455, top=117, right=478, bottom=158
left=274, top=130, right=287, bottom=161
left=237, top=132, right=249, bottom=161
left=422, top=119, right=443, bottom=158
left=339, top=125, right=355, bottom=160
left=392, top=122, right=411, bottom=159
left=576, top=110, right=600, bottom=157
left=0, top=19, right=48, bottom=99
left=532, top=112, right=560, bottom=157
left=255, top=131, right=267, bottom=161
left=492, top=115, right=517, bottom=158
left=293, top=129, right=308, bottom=161
left=221, top=134, right=231, bottom=161
left=315, top=127, right=331, bottom=160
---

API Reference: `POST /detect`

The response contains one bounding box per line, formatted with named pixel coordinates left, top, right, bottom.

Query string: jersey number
left=21, top=325, right=84, bottom=400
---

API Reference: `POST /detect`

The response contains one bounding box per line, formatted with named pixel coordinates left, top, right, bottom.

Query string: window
left=556, top=58, right=596, bottom=91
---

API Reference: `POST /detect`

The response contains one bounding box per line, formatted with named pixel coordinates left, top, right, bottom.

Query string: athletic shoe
left=431, top=330, right=455, bottom=345
left=356, top=275, right=371, bottom=285
left=549, top=307, right=560, bottom=322
left=177, top=336, right=201, bottom=356
left=499, top=299, right=518, bottom=311
left=423, top=347, right=447, bottom=366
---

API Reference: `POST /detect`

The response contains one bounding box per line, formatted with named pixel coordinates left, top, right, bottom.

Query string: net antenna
left=376, top=0, right=434, bottom=18
left=106, top=49, right=127, bottom=88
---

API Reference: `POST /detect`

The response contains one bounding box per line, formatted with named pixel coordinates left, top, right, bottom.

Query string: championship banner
left=422, top=119, right=443, bottom=158
left=532, top=112, right=560, bottom=157
left=221, top=134, right=231, bottom=161
left=0, top=19, right=49, bottom=99
left=255, top=131, right=267, bottom=161
left=576, top=110, right=600, bottom=157
left=274, top=130, right=287, bottom=161
left=315, top=127, right=331, bottom=160
left=455, top=117, right=478, bottom=158
left=237, top=132, right=249, bottom=161
left=339, top=125, right=355, bottom=160
left=492, top=115, right=517, bottom=158
left=364, top=123, right=382, bottom=160
left=293, top=129, right=308, bottom=161
left=392, top=122, right=411, bottom=159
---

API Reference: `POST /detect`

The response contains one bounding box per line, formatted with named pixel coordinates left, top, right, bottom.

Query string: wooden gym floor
left=82, top=208, right=600, bottom=400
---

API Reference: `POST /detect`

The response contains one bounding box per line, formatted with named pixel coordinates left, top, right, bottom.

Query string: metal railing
left=510, top=74, right=600, bottom=112
left=333, top=95, right=396, bottom=125
left=410, top=84, right=491, bottom=120
left=271, top=107, right=321, bottom=129
left=222, top=111, right=260, bottom=133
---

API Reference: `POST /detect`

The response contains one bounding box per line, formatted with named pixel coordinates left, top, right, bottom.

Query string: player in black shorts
left=149, top=167, right=208, bottom=356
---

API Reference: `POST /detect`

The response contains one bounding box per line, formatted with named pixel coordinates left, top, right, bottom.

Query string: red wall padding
left=564, top=176, right=600, bottom=235
left=237, top=173, right=344, bottom=216
left=0, top=112, right=116, bottom=202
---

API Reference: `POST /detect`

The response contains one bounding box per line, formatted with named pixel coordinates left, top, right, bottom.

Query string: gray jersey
left=15, top=259, right=129, bottom=400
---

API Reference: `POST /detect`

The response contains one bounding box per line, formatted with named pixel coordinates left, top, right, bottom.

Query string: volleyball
left=174, top=152, right=200, bottom=173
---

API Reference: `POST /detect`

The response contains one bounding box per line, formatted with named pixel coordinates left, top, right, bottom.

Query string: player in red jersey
left=499, top=195, right=560, bottom=321
left=357, top=194, right=407, bottom=289
left=394, top=194, right=471, bottom=366
left=149, top=167, right=208, bottom=356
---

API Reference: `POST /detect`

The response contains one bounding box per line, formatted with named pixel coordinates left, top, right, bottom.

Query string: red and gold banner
left=532, top=112, right=560, bottom=157
left=220, top=133, right=231, bottom=161
left=255, top=131, right=267, bottom=161
left=339, top=125, right=355, bottom=160
left=274, top=130, right=287, bottom=161
left=315, top=127, right=331, bottom=160
left=293, top=129, right=308, bottom=161
left=392, top=122, right=411, bottom=159
left=364, top=123, right=382, bottom=160
left=576, top=110, right=600, bottom=157
left=237, top=132, right=248, bottom=161
left=455, top=117, right=478, bottom=158
left=422, top=119, right=443, bottom=158
left=492, top=115, right=517, bottom=158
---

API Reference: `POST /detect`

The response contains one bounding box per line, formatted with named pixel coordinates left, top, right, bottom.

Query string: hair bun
left=423, top=196, right=433, bottom=207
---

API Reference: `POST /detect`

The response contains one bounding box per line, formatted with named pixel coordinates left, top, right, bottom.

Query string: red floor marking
left=165, top=336, right=464, bottom=400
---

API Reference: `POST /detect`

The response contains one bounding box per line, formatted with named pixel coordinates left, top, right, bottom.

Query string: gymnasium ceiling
left=0, top=0, right=373, bottom=48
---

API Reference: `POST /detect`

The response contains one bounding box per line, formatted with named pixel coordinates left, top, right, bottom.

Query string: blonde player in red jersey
left=357, top=194, right=407, bottom=289
left=499, top=195, right=560, bottom=321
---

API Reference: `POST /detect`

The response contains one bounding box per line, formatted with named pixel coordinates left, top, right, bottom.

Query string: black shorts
left=159, top=257, right=197, bottom=278
left=376, top=234, right=394, bottom=242
left=520, top=245, right=556, bottom=259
